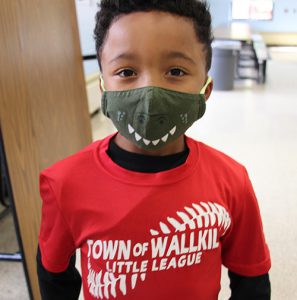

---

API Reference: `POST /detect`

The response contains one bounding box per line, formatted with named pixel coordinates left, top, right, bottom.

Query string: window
left=232, top=0, right=274, bottom=20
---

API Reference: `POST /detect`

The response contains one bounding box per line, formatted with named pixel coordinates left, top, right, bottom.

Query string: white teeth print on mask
left=135, top=132, right=142, bottom=141
left=161, top=134, right=169, bottom=143
left=128, top=124, right=135, bottom=134
left=143, top=139, right=151, bottom=146
left=169, top=126, right=176, bottom=136
left=127, top=124, right=177, bottom=147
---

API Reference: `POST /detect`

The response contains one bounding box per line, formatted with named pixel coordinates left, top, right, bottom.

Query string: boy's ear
left=204, top=80, right=213, bottom=101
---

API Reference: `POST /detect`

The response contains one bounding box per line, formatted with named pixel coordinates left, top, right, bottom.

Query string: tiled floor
left=1, top=48, right=297, bottom=299
left=0, top=206, right=29, bottom=299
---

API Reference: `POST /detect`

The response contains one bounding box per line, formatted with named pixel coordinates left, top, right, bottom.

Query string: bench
left=252, top=34, right=269, bottom=83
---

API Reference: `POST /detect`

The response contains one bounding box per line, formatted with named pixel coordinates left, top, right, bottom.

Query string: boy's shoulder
left=189, top=137, right=246, bottom=178
left=39, top=137, right=103, bottom=181
left=199, top=141, right=243, bottom=167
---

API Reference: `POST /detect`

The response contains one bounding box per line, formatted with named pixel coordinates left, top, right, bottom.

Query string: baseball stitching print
left=86, top=201, right=231, bottom=299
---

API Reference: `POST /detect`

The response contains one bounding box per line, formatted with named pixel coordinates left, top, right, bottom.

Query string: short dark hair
left=93, top=0, right=213, bottom=71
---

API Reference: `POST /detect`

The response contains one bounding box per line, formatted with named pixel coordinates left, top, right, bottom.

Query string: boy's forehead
left=101, top=11, right=205, bottom=68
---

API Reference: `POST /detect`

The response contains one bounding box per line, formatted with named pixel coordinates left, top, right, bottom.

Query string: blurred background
left=0, top=0, right=297, bottom=299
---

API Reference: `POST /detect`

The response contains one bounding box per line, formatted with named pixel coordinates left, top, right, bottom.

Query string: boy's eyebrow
left=164, top=51, right=197, bottom=65
left=108, top=53, right=138, bottom=64
left=108, top=51, right=196, bottom=65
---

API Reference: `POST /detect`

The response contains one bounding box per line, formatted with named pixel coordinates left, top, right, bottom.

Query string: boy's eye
left=116, top=69, right=136, bottom=77
left=167, top=68, right=186, bottom=77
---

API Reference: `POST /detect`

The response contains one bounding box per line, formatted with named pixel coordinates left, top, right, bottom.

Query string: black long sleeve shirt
left=37, top=136, right=271, bottom=299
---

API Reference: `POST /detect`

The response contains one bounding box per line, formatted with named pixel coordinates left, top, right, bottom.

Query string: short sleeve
left=38, top=173, right=76, bottom=273
left=221, top=167, right=271, bottom=276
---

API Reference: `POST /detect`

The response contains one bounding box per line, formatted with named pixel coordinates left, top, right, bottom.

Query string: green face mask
left=100, top=77, right=212, bottom=150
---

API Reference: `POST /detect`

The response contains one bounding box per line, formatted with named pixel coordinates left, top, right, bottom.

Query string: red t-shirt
left=38, top=133, right=271, bottom=300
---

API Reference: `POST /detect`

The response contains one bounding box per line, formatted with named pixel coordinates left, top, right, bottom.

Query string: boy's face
left=100, top=11, right=212, bottom=97
left=99, top=11, right=212, bottom=155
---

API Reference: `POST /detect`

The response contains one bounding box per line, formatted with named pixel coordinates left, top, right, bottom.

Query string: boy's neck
left=113, top=133, right=186, bottom=156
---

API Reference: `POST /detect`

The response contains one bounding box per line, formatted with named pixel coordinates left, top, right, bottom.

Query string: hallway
left=0, top=51, right=296, bottom=299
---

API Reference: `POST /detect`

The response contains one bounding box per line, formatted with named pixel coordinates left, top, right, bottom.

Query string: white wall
left=208, top=0, right=297, bottom=32
left=75, top=0, right=99, bottom=55
left=75, top=0, right=100, bottom=75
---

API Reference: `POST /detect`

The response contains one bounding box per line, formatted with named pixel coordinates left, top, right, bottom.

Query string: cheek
left=104, top=79, right=134, bottom=91
left=100, top=73, right=118, bottom=91
left=178, top=76, right=206, bottom=94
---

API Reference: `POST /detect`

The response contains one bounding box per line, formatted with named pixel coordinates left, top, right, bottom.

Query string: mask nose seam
left=145, top=87, right=155, bottom=115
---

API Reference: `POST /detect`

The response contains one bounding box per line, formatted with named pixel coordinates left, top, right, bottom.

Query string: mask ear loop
left=99, top=74, right=106, bottom=92
left=199, top=76, right=212, bottom=95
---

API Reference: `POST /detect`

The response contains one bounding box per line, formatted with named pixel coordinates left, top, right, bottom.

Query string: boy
left=37, top=1, right=271, bottom=299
